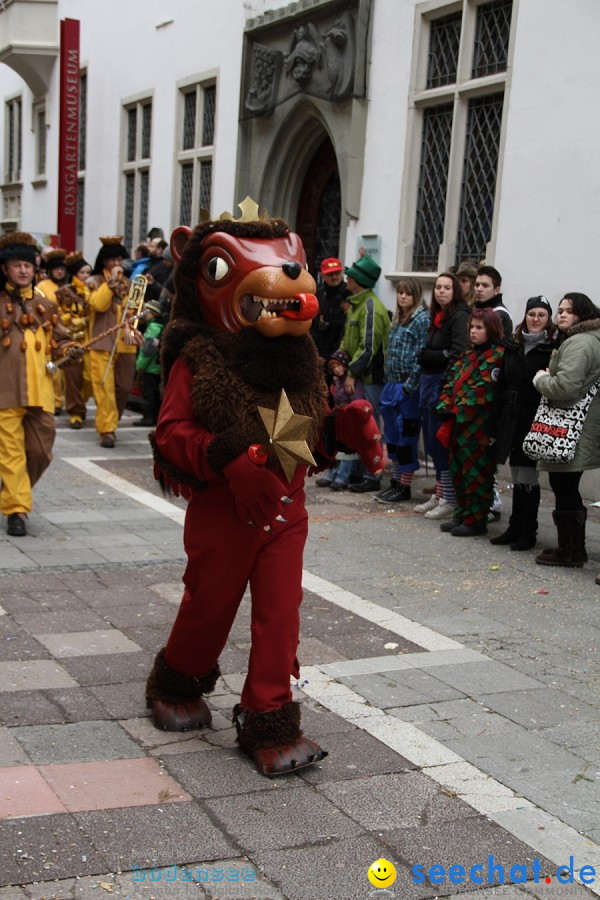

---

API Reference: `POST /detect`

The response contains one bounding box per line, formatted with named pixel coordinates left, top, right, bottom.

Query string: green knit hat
left=345, top=254, right=381, bottom=289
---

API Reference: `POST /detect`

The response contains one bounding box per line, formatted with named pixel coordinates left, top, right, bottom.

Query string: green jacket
left=338, top=288, right=390, bottom=385
left=136, top=320, right=163, bottom=376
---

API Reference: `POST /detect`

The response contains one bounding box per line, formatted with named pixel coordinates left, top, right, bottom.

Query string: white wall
left=493, top=0, right=600, bottom=321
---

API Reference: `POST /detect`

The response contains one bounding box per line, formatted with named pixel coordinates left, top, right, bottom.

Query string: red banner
left=57, top=19, right=80, bottom=251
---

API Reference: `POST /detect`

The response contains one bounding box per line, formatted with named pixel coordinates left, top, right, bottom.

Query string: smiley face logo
left=367, top=858, right=397, bottom=888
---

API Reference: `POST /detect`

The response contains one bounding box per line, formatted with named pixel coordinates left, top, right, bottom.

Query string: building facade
left=1, top=0, right=599, bottom=315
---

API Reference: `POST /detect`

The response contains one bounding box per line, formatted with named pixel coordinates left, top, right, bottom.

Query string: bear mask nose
left=282, top=262, right=302, bottom=280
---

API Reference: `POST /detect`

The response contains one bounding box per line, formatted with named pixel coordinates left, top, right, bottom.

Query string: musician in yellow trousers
left=37, top=248, right=69, bottom=416
left=87, top=236, right=133, bottom=448
left=0, top=232, right=78, bottom=536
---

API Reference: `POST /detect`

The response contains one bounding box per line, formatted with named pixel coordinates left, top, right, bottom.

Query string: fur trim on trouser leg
left=232, top=701, right=301, bottom=751
left=145, top=648, right=220, bottom=707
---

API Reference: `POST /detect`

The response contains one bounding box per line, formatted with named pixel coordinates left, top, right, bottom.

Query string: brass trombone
left=102, top=274, right=148, bottom=383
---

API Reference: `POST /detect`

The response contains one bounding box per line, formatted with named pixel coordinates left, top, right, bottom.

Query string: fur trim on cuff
left=146, top=648, right=220, bottom=707
left=205, top=429, right=249, bottom=473
left=148, top=432, right=208, bottom=493
left=233, top=701, right=302, bottom=751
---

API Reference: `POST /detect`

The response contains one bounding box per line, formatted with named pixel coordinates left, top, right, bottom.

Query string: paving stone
left=478, top=688, right=600, bottom=729
left=41, top=757, right=189, bottom=813
left=340, top=670, right=464, bottom=709
left=0, top=660, right=77, bottom=692
left=11, top=608, right=108, bottom=634
left=115, top=624, right=169, bottom=654
left=33, top=628, right=143, bottom=658
left=0, top=813, right=109, bottom=887
left=120, top=716, right=218, bottom=754
left=293, top=697, right=359, bottom=737
left=74, top=803, right=237, bottom=871
left=88, top=681, right=148, bottom=719
left=319, top=769, right=479, bottom=831
left=0, top=726, right=30, bottom=766
left=298, top=726, right=415, bottom=784
left=205, top=784, right=363, bottom=852
left=382, top=818, right=555, bottom=894
left=10, top=720, right=145, bottom=765
left=44, top=686, right=111, bottom=723
left=0, top=690, right=65, bottom=727
left=534, top=720, right=600, bottom=766
left=0, top=764, right=68, bottom=818
left=60, top=651, right=154, bottom=686
left=0, top=620, right=49, bottom=661
left=254, top=834, right=432, bottom=900
left=424, top=660, right=544, bottom=695
left=101, top=600, right=177, bottom=629
left=163, top=749, right=299, bottom=799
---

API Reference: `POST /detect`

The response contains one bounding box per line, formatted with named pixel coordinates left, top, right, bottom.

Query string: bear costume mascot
left=145, top=199, right=383, bottom=776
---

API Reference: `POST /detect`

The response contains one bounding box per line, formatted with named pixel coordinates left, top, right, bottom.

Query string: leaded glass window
left=127, top=108, right=137, bottom=162
left=427, top=11, right=462, bottom=89
left=142, top=104, right=152, bottom=158
left=183, top=93, right=196, bottom=150
left=180, top=163, right=193, bottom=225
left=199, top=161, right=212, bottom=213
left=456, top=93, right=504, bottom=262
left=139, top=170, right=149, bottom=240
left=6, top=98, right=22, bottom=182
left=177, top=79, right=217, bottom=223
left=36, top=108, right=46, bottom=176
left=124, top=172, right=135, bottom=251
left=472, top=0, right=513, bottom=78
left=412, top=105, right=454, bottom=271
left=202, top=86, right=216, bottom=146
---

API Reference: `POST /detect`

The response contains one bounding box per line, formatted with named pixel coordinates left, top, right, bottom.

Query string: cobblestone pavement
left=0, top=414, right=599, bottom=899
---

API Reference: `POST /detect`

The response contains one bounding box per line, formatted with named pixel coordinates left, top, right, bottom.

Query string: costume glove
left=333, top=401, right=384, bottom=476
left=223, top=452, right=289, bottom=528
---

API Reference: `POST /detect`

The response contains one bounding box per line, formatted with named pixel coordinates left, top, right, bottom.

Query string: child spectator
left=133, top=300, right=164, bottom=428
left=377, top=278, right=429, bottom=503
left=435, top=308, right=504, bottom=536
left=316, top=350, right=366, bottom=491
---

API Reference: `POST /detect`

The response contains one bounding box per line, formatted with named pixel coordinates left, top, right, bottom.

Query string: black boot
left=536, top=509, right=587, bottom=567
left=489, top=485, right=523, bottom=545
left=510, top=485, right=540, bottom=551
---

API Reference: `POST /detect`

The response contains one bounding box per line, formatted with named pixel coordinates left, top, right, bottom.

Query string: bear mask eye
left=207, top=257, right=229, bottom=281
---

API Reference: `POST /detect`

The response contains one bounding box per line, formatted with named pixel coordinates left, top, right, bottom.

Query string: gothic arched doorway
left=296, top=137, right=341, bottom=278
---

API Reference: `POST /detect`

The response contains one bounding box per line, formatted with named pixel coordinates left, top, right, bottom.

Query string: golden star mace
left=257, top=389, right=316, bottom=482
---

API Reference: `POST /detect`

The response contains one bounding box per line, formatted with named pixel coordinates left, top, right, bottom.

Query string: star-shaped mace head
left=257, top=389, right=316, bottom=482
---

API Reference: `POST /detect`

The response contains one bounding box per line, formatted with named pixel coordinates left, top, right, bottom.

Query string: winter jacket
left=419, top=300, right=470, bottom=376
left=338, top=288, right=390, bottom=385
left=310, top=281, right=350, bottom=361
left=385, top=305, right=429, bottom=395
left=474, top=293, right=513, bottom=338
left=533, top=318, right=600, bottom=472
left=494, top=335, right=555, bottom=466
left=136, top=320, right=163, bottom=376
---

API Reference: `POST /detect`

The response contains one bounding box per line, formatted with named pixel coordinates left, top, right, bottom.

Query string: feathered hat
left=65, top=250, right=90, bottom=277
left=93, top=235, right=129, bottom=274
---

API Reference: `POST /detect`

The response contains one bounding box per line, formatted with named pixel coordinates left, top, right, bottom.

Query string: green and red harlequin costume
left=437, top=344, right=504, bottom=526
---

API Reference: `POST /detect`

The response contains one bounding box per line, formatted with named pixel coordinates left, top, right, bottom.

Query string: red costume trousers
left=165, top=478, right=308, bottom=713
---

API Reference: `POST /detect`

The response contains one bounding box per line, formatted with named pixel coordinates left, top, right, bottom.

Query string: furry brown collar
left=568, top=317, right=600, bottom=337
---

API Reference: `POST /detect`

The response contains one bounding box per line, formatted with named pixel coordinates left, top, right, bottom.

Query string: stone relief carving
left=245, top=44, right=283, bottom=115
left=244, top=10, right=356, bottom=115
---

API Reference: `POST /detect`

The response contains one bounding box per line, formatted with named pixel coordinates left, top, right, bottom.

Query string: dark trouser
left=548, top=471, right=584, bottom=511
left=64, top=360, right=87, bottom=419
left=141, top=372, right=161, bottom=424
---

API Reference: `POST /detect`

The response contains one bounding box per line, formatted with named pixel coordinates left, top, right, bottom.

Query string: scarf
left=522, top=330, right=548, bottom=355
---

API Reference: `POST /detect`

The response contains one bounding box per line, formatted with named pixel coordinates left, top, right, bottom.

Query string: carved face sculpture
left=172, top=226, right=318, bottom=338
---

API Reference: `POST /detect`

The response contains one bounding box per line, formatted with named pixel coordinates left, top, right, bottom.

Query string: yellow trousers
left=0, top=407, right=55, bottom=514
left=90, top=351, right=118, bottom=434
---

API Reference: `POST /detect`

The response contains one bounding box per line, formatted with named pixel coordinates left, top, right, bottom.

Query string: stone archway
left=295, top=136, right=341, bottom=277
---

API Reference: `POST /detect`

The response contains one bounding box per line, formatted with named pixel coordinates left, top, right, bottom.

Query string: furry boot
left=233, top=701, right=327, bottom=776
left=535, top=509, right=587, bottom=567
left=146, top=648, right=220, bottom=731
left=510, top=485, right=540, bottom=551
left=489, top=484, right=523, bottom=545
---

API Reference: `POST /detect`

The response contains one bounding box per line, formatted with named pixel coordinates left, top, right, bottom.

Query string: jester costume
left=145, top=202, right=383, bottom=776
left=436, top=342, right=504, bottom=531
